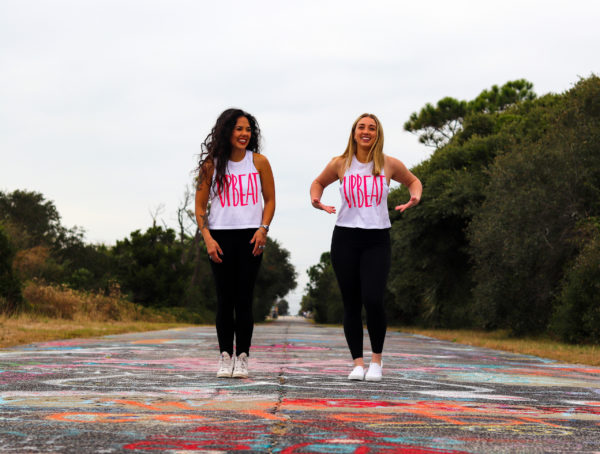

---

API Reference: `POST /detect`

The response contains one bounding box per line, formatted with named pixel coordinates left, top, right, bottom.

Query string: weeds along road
left=1, top=316, right=599, bottom=453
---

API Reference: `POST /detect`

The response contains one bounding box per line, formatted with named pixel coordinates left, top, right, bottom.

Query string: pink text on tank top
left=216, top=172, right=260, bottom=207
left=342, top=174, right=386, bottom=208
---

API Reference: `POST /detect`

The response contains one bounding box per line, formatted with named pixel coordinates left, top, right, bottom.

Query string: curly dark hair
left=197, top=108, right=262, bottom=194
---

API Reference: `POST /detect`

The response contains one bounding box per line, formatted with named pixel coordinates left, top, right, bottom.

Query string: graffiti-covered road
left=1, top=317, right=599, bottom=453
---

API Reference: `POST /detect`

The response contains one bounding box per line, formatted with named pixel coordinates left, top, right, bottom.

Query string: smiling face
left=230, top=116, right=251, bottom=153
left=353, top=116, right=378, bottom=151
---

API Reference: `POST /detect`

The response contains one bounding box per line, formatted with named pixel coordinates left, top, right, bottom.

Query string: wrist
left=200, top=230, right=212, bottom=243
left=259, top=224, right=269, bottom=233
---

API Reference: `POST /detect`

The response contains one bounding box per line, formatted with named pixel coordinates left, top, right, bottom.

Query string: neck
left=355, top=147, right=371, bottom=163
left=230, top=148, right=246, bottom=162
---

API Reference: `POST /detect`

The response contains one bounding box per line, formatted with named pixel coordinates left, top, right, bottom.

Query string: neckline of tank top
left=352, top=155, right=373, bottom=166
left=227, top=150, right=251, bottom=164
left=350, top=155, right=387, bottom=175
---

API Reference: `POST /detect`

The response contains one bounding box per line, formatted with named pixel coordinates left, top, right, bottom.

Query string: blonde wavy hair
left=340, top=113, right=384, bottom=176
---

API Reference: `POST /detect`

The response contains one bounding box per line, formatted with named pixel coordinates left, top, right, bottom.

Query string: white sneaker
left=216, top=352, right=235, bottom=378
left=232, top=353, right=249, bottom=378
left=348, top=365, right=366, bottom=381
left=365, top=361, right=383, bottom=382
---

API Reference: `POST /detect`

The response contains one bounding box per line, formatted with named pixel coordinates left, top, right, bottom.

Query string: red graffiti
left=281, top=442, right=468, bottom=454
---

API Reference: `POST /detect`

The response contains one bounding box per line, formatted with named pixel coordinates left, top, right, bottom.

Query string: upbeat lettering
left=342, top=174, right=385, bottom=208
left=217, top=172, right=260, bottom=207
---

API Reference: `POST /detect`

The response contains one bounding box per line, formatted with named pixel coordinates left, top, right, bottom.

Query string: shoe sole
left=348, top=375, right=365, bottom=381
left=232, top=373, right=248, bottom=379
left=365, top=376, right=382, bottom=382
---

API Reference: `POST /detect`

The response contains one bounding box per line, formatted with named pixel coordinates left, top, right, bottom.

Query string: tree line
left=301, top=76, right=600, bottom=344
left=0, top=188, right=297, bottom=322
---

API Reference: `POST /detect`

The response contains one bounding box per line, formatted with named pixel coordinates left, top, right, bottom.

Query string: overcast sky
left=1, top=0, right=599, bottom=312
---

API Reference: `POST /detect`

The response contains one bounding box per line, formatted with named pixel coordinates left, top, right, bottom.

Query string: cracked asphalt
left=1, top=316, right=599, bottom=453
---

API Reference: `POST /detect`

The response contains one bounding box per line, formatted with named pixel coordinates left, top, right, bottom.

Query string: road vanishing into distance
left=1, top=316, right=599, bottom=453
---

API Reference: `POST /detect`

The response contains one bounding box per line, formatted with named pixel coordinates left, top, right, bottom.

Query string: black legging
left=330, top=226, right=391, bottom=360
left=209, top=229, right=263, bottom=357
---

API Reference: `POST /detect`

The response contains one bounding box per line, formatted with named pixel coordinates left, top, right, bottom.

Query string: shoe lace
left=236, top=355, right=248, bottom=370
left=219, top=354, right=231, bottom=370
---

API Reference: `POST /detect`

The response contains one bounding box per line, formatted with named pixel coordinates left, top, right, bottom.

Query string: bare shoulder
left=384, top=154, right=418, bottom=185
left=329, top=156, right=345, bottom=171
left=384, top=154, right=405, bottom=169
left=253, top=152, right=268, bottom=163
left=326, top=156, right=345, bottom=179
left=385, top=154, right=409, bottom=175
left=253, top=152, right=271, bottom=170
left=201, top=158, right=214, bottom=170
left=197, top=159, right=215, bottom=190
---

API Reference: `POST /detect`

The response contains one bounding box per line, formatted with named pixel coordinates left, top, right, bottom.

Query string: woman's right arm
left=195, top=162, right=224, bottom=263
left=310, top=157, right=341, bottom=214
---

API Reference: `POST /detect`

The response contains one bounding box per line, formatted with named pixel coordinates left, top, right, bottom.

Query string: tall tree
left=0, top=225, right=22, bottom=313
left=385, top=80, right=544, bottom=328
left=301, top=252, right=343, bottom=323
left=112, top=226, right=193, bottom=308
left=0, top=189, right=114, bottom=289
left=0, top=190, right=62, bottom=248
left=404, top=79, right=536, bottom=148
left=469, top=79, right=536, bottom=114
left=276, top=299, right=290, bottom=316
left=404, top=97, right=468, bottom=148
left=254, top=238, right=297, bottom=321
left=469, top=76, right=600, bottom=334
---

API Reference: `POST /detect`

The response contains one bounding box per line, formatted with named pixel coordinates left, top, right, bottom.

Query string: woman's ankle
left=353, top=357, right=365, bottom=367
left=371, top=353, right=382, bottom=365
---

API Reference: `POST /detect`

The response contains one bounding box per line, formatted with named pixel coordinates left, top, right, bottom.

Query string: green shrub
left=551, top=223, right=600, bottom=344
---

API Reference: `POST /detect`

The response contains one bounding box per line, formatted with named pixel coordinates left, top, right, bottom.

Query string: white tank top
left=208, top=151, right=263, bottom=229
left=336, top=156, right=391, bottom=229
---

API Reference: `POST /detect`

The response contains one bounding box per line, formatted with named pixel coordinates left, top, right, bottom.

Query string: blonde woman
left=310, top=113, right=422, bottom=381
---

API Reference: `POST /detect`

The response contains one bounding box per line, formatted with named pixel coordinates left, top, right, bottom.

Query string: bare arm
left=194, top=162, right=224, bottom=262
left=251, top=154, right=275, bottom=256
left=310, top=157, right=342, bottom=214
left=387, top=156, right=422, bottom=212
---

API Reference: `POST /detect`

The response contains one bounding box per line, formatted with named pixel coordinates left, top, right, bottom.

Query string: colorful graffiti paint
left=0, top=319, right=599, bottom=452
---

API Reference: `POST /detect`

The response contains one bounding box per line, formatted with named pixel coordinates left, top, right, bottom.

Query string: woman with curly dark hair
left=195, top=108, right=275, bottom=379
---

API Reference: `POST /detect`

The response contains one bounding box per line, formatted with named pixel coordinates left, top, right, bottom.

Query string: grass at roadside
left=4, top=285, right=598, bottom=367
left=0, top=281, right=201, bottom=348
left=399, top=327, right=600, bottom=367
left=0, top=315, right=193, bottom=348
